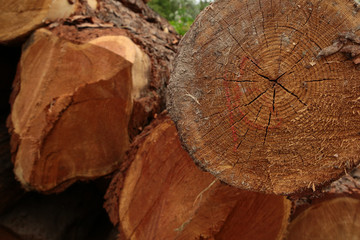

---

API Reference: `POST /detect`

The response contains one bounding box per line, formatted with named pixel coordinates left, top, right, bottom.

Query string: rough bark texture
left=325, top=167, right=360, bottom=195
left=94, top=0, right=180, bottom=138
left=6, top=0, right=179, bottom=193
left=286, top=197, right=360, bottom=240
left=105, top=113, right=291, bottom=240
left=167, top=0, right=360, bottom=194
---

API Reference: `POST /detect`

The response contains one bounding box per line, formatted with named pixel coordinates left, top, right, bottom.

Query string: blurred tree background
left=148, top=0, right=212, bottom=35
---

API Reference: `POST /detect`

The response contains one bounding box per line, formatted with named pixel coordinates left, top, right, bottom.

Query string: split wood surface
left=8, top=28, right=134, bottom=192
left=0, top=0, right=86, bottom=44
left=5, top=0, right=179, bottom=192
left=168, top=0, right=360, bottom=194
left=105, top=114, right=291, bottom=240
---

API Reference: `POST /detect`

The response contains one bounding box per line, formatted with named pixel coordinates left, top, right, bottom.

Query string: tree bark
left=104, top=113, right=291, bottom=240
left=167, top=0, right=360, bottom=194
left=6, top=0, right=179, bottom=193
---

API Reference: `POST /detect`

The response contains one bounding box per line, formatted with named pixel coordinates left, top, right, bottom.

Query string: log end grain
left=167, top=0, right=360, bottom=194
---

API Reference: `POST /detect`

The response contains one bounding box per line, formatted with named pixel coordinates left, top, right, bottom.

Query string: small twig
left=193, top=179, right=217, bottom=206
left=184, top=90, right=201, bottom=105
left=317, top=40, right=344, bottom=58
left=317, top=32, right=360, bottom=65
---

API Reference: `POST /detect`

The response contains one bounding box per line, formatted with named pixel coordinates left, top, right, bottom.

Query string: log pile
left=1, top=0, right=360, bottom=239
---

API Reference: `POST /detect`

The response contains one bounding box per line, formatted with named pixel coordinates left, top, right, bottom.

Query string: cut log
left=7, top=28, right=133, bottom=192
left=286, top=197, right=360, bottom=240
left=7, top=0, right=179, bottom=193
left=167, top=0, right=360, bottom=194
left=0, top=0, right=91, bottom=44
left=104, top=113, right=291, bottom=240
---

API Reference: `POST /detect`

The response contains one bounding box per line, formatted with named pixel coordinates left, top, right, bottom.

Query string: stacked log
left=1, top=0, right=360, bottom=239
left=104, top=114, right=291, bottom=239
left=8, top=28, right=135, bottom=192
left=5, top=0, right=179, bottom=193
left=287, top=197, right=360, bottom=240
left=0, top=0, right=83, bottom=44
left=167, top=0, right=360, bottom=195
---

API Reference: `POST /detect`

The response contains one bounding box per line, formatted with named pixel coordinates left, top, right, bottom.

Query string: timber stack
left=1, top=0, right=360, bottom=239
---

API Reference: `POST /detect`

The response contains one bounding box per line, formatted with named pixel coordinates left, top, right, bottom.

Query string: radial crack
left=272, top=88, right=276, bottom=112
left=236, top=128, right=249, bottom=150
left=263, top=111, right=272, bottom=145
left=222, top=18, right=254, bottom=62
left=257, top=73, right=272, bottom=81
left=305, top=78, right=337, bottom=82
left=303, top=6, right=313, bottom=26
left=289, top=54, right=305, bottom=71
left=275, top=71, right=289, bottom=81
left=225, top=79, right=258, bottom=83
left=230, top=112, right=249, bottom=128
left=221, top=19, right=263, bottom=70
left=254, top=104, right=263, bottom=123
left=277, top=82, right=307, bottom=106
left=249, top=58, right=263, bottom=70
left=214, top=77, right=257, bottom=83
left=244, top=88, right=269, bottom=106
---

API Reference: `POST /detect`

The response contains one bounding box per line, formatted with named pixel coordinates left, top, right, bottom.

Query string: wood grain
left=167, top=0, right=360, bottom=194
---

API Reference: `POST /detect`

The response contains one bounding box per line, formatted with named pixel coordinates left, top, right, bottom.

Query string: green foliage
left=169, top=20, right=192, bottom=36
left=148, top=0, right=212, bottom=35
